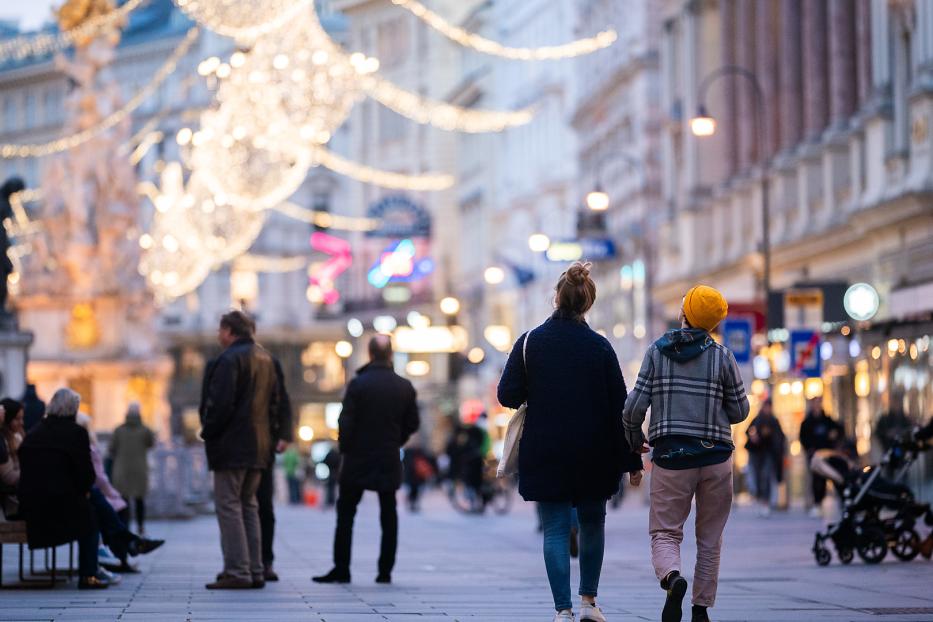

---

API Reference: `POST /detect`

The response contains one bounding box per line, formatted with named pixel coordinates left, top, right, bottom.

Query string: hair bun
left=565, top=261, right=592, bottom=285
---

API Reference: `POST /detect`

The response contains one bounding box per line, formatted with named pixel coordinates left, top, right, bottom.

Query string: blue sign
left=545, top=238, right=616, bottom=262
left=790, top=329, right=821, bottom=378
left=366, top=195, right=431, bottom=238
left=721, top=318, right=752, bottom=364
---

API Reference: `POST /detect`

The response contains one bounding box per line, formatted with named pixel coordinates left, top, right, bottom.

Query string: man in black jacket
left=313, top=335, right=420, bottom=585
left=799, top=397, right=844, bottom=515
left=200, top=310, right=279, bottom=590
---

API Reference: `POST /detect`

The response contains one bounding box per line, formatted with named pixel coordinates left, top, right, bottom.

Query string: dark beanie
left=1, top=398, right=22, bottom=427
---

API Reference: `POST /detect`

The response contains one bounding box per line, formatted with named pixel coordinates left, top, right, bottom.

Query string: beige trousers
left=648, top=457, right=733, bottom=607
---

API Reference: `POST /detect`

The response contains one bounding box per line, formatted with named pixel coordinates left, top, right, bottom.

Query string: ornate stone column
left=756, top=0, right=779, bottom=160
left=719, top=0, right=737, bottom=176
left=735, top=0, right=756, bottom=168
left=855, top=0, right=872, bottom=109
left=828, top=0, right=856, bottom=129
left=801, top=0, right=828, bottom=141
left=779, top=0, right=803, bottom=152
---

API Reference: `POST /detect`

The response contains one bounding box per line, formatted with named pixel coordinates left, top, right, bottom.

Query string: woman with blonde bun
left=498, top=261, right=644, bottom=622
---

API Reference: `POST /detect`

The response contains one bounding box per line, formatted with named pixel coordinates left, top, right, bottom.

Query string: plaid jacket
left=622, top=337, right=750, bottom=446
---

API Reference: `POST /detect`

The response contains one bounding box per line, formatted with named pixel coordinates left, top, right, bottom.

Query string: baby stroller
left=811, top=435, right=932, bottom=566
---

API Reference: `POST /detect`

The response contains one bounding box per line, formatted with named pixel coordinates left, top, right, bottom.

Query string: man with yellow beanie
left=623, top=284, right=749, bottom=622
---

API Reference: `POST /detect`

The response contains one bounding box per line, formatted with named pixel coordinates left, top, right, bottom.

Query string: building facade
left=657, top=0, right=933, bottom=500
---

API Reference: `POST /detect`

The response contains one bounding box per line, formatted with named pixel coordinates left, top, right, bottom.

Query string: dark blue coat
left=497, top=311, right=642, bottom=503
left=338, top=362, right=420, bottom=491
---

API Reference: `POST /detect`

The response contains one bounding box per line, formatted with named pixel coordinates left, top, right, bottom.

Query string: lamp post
left=691, top=65, right=771, bottom=332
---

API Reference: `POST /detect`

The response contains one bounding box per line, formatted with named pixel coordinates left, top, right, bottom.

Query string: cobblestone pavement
left=2, top=488, right=932, bottom=621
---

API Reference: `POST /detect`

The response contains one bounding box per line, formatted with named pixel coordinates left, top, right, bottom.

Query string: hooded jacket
left=623, top=328, right=750, bottom=446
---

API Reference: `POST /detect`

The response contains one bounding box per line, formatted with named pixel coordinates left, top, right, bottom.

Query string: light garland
left=359, top=72, right=533, bottom=133
left=172, top=0, right=310, bottom=41
left=298, top=1, right=534, bottom=133
left=234, top=253, right=308, bottom=273
left=310, top=146, right=455, bottom=191
left=389, top=0, right=617, bottom=60
left=0, top=0, right=148, bottom=64
left=271, top=202, right=380, bottom=232
left=0, top=27, right=200, bottom=159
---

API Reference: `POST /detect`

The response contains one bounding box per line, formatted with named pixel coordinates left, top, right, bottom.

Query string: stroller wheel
left=891, top=527, right=921, bottom=562
left=857, top=528, right=888, bottom=565
left=814, top=544, right=832, bottom=566
left=838, top=548, right=854, bottom=564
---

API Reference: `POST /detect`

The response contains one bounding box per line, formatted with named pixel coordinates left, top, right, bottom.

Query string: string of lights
left=233, top=253, right=308, bottom=273
left=0, top=0, right=148, bottom=63
left=388, top=0, right=617, bottom=61
left=0, top=27, right=200, bottom=159
left=172, top=0, right=311, bottom=41
left=310, top=146, right=455, bottom=191
left=359, top=73, right=534, bottom=132
left=271, top=202, right=380, bottom=232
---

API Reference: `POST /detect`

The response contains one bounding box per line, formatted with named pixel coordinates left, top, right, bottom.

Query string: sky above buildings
left=2, top=0, right=57, bottom=31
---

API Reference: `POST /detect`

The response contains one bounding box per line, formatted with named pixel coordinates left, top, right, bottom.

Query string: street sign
left=545, top=238, right=616, bottom=262
left=721, top=318, right=753, bottom=364
left=789, top=329, right=821, bottom=378
left=784, top=288, right=823, bottom=330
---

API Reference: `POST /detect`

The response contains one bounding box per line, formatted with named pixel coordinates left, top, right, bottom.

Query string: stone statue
left=0, top=178, right=25, bottom=315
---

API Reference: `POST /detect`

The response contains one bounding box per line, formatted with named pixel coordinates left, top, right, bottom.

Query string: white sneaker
left=808, top=506, right=822, bottom=519
left=553, top=610, right=575, bottom=621
left=580, top=602, right=607, bottom=621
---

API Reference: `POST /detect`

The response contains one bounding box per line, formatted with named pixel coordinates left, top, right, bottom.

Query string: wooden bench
left=0, top=520, right=74, bottom=588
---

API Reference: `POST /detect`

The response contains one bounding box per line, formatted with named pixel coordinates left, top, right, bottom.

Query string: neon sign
left=308, top=232, right=352, bottom=304
left=367, top=239, right=434, bottom=288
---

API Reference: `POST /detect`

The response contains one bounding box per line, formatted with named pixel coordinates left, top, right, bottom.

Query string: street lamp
left=484, top=266, right=505, bottom=285
left=689, top=105, right=716, bottom=137
left=690, top=65, right=771, bottom=330
left=439, top=296, right=461, bottom=315
left=528, top=233, right=551, bottom=252
left=585, top=186, right=610, bottom=211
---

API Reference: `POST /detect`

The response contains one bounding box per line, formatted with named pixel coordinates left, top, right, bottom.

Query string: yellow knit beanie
left=683, top=285, right=728, bottom=332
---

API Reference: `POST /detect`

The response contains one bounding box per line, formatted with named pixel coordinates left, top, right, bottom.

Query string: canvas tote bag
left=497, top=330, right=530, bottom=478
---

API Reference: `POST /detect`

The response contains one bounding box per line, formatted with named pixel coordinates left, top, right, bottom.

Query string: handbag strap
left=521, top=330, right=531, bottom=373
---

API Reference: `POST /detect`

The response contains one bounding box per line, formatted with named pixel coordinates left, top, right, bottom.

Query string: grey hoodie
left=623, top=328, right=750, bottom=445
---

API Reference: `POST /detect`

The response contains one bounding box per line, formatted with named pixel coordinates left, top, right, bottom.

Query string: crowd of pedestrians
left=1, top=270, right=927, bottom=622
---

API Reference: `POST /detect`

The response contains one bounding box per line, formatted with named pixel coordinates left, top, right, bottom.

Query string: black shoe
left=569, top=527, right=579, bottom=559
left=662, top=572, right=688, bottom=622
left=115, top=561, right=139, bottom=574
left=375, top=573, right=391, bottom=584
left=691, top=605, right=710, bottom=622
left=263, top=566, right=279, bottom=582
left=129, top=538, right=164, bottom=556
left=312, top=569, right=350, bottom=584
left=78, top=575, right=110, bottom=590
left=251, top=578, right=266, bottom=589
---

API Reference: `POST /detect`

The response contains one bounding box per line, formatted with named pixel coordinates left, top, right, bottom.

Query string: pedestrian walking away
left=498, top=261, right=644, bottom=622
left=313, top=334, right=420, bottom=586
left=256, top=353, right=294, bottom=582
left=109, top=402, right=155, bottom=534
left=199, top=310, right=280, bottom=590
left=624, top=284, right=750, bottom=622
left=745, top=399, right=785, bottom=517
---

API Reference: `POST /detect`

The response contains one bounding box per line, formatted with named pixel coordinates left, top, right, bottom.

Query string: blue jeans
left=539, top=500, right=606, bottom=611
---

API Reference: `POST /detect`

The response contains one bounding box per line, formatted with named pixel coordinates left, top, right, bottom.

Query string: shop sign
left=365, top=195, right=431, bottom=238
left=545, top=238, right=616, bottom=262
left=722, top=318, right=753, bottom=364
left=790, top=329, right=821, bottom=378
